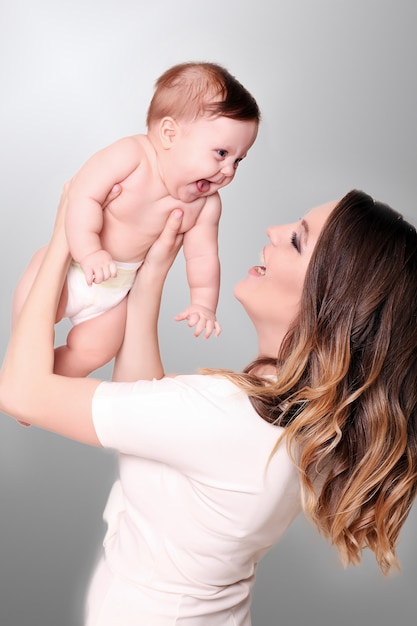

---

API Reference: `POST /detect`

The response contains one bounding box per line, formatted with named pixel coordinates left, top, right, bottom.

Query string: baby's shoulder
left=192, top=192, right=222, bottom=224
left=112, top=133, right=148, bottom=157
left=102, top=133, right=146, bottom=157
left=106, top=134, right=155, bottom=182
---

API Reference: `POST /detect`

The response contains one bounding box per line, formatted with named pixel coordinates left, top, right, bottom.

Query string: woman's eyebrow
left=301, top=218, right=309, bottom=243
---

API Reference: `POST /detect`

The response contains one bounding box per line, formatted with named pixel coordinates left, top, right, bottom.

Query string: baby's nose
left=221, top=162, right=236, bottom=176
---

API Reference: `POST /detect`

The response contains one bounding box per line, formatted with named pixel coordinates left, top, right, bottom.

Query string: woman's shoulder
left=94, top=373, right=283, bottom=428
left=95, top=374, right=242, bottom=398
left=95, top=373, right=243, bottom=396
left=169, top=373, right=242, bottom=392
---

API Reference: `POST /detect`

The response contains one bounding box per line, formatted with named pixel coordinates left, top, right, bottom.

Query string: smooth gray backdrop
left=1, top=1, right=416, bottom=624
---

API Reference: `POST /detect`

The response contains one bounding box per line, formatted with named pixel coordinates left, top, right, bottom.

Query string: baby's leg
left=12, top=247, right=68, bottom=328
left=54, top=298, right=128, bottom=377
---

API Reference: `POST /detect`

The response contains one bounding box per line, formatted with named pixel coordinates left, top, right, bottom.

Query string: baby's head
left=146, top=62, right=260, bottom=128
left=147, top=62, right=260, bottom=203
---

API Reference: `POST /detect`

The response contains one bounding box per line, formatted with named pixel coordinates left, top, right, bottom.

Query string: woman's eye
left=217, top=149, right=227, bottom=158
left=291, top=232, right=300, bottom=252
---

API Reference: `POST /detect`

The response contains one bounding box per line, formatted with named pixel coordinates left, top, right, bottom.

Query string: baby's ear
left=159, top=117, right=177, bottom=148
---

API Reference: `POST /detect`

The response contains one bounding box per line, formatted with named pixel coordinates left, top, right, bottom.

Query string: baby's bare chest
left=101, top=191, right=206, bottom=262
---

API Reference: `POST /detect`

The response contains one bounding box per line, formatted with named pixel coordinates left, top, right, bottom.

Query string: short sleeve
left=92, top=374, right=286, bottom=488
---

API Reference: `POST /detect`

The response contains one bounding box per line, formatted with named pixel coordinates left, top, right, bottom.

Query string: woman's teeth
left=255, top=250, right=266, bottom=274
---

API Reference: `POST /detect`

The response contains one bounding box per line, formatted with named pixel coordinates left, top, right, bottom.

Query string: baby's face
left=161, top=115, right=258, bottom=203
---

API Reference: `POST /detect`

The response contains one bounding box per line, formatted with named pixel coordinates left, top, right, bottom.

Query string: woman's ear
left=159, top=117, right=178, bottom=149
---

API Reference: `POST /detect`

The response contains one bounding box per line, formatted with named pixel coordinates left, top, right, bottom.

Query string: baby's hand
left=80, top=250, right=118, bottom=285
left=175, top=305, right=221, bottom=339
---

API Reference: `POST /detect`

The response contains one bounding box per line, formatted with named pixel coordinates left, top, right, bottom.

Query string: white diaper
left=65, top=259, right=143, bottom=326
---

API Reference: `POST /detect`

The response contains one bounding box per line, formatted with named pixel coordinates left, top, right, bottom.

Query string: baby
left=13, top=62, right=260, bottom=377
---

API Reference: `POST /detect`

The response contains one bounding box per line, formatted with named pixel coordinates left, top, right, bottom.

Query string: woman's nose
left=266, top=225, right=281, bottom=244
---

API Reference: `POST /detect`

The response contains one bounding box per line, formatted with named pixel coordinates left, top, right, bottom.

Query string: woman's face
left=234, top=200, right=337, bottom=352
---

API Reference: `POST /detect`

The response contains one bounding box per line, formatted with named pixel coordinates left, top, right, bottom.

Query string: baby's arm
left=175, top=194, right=222, bottom=338
left=66, top=137, right=142, bottom=284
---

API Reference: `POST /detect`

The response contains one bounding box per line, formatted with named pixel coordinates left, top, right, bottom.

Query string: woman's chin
left=234, top=271, right=259, bottom=302
left=233, top=280, right=244, bottom=302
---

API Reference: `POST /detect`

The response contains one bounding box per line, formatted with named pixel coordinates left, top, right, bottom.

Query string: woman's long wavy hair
left=211, top=190, right=417, bottom=574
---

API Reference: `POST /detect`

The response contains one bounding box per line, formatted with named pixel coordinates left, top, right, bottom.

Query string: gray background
left=1, top=0, right=416, bottom=624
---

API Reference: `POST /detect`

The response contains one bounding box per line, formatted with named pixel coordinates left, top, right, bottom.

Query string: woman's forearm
left=0, top=217, right=70, bottom=406
left=0, top=192, right=101, bottom=443
left=112, top=270, right=165, bottom=382
left=112, top=209, right=184, bottom=383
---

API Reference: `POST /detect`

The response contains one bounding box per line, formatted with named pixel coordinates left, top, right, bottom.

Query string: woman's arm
left=0, top=184, right=102, bottom=443
left=0, top=187, right=184, bottom=443
left=112, top=209, right=184, bottom=382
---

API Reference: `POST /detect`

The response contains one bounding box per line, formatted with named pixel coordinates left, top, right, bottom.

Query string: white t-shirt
left=92, top=374, right=301, bottom=623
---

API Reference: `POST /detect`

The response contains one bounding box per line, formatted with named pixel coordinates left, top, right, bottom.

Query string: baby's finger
left=99, top=263, right=117, bottom=282
left=186, top=312, right=200, bottom=330
left=109, top=262, right=118, bottom=278
left=91, top=267, right=105, bottom=284
left=101, top=262, right=118, bottom=282
left=85, top=268, right=96, bottom=286
left=203, top=320, right=216, bottom=339
left=193, top=316, right=211, bottom=338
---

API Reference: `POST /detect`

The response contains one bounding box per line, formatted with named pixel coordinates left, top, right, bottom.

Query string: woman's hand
left=103, top=183, right=123, bottom=209
left=112, top=209, right=184, bottom=383
left=139, top=208, right=184, bottom=282
left=53, top=180, right=122, bottom=238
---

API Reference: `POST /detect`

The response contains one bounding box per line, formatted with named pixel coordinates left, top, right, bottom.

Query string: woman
left=1, top=185, right=417, bottom=625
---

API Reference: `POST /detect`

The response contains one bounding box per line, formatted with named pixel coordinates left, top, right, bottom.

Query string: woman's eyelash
left=291, top=232, right=300, bottom=251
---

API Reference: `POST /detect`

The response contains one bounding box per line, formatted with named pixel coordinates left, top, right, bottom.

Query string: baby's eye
left=234, top=158, right=243, bottom=169
left=217, top=149, right=227, bottom=158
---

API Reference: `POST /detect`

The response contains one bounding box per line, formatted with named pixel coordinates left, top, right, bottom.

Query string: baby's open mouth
left=196, top=179, right=210, bottom=193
